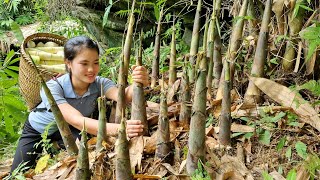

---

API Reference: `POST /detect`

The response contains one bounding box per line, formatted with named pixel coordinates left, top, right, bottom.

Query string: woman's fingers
left=126, top=120, right=144, bottom=138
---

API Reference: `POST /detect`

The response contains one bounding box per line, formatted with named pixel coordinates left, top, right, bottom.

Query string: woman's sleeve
left=39, top=80, right=67, bottom=110
left=97, top=77, right=117, bottom=94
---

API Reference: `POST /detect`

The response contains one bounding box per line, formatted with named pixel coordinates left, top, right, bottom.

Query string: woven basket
left=19, top=33, right=67, bottom=111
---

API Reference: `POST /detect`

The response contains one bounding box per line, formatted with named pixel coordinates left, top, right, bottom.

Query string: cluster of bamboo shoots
left=26, top=40, right=66, bottom=74
left=74, top=0, right=319, bottom=178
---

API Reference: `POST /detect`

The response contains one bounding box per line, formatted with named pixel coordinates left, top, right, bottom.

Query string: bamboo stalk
left=216, top=0, right=248, bottom=100
left=155, top=78, right=170, bottom=162
left=282, top=0, right=305, bottom=71
left=207, top=0, right=222, bottom=96
left=123, top=0, right=136, bottom=84
left=272, top=0, right=286, bottom=35
left=168, top=20, right=177, bottom=87
left=186, top=52, right=207, bottom=175
left=189, top=0, right=202, bottom=84
left=247, top=0, right=258, bottom=37
left=179, top=57, right=191, bottom=129
left=115, top=57, right=126, bottom=124
left=116, top=113, right=133, bottom=180
left=28, top=56, right=78, bottom=155
left=151, top=6, right=164, bottom=88
left=131, top=30, right=148, bottom=135
left=219, top=60, right=231, bottom=146
left=96, top=96, right=107, bottom=153
left=76, top=121, right=90, bottom=180
left=244, top=0, right=272, bottom=105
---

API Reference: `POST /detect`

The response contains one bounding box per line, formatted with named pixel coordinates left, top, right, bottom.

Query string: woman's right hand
left=126, top=120, right=144, bottom=138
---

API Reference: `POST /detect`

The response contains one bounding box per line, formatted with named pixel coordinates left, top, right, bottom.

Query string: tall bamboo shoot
left=186, top=52, right=207, bottom=175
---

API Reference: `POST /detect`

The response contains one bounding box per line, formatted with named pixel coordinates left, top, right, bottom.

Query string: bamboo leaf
left=286, top=169, right=296, bottom=180
left=4, top=114, right=14, bottom=135
left=154, top=5, right=160, bottom=22
left=8, top=57, right=20, bottom=65
left=103, top=4, right=112, bottom=28
left=7, top=66, right=19, bottom=71
left=295, top=141, right=307, bottom=159
left=4, top=69, right=18, bottom=78
left=259, top=130, right=271, bottom=145
left=286, top=147, right=292, bottom=160
left=276, top=137, right=286, bottom=151
left=299, top=4, right=313, bottom=12
left=3, top=50, right=15, bottom=66
left=305, top=41, right=320, bottom=60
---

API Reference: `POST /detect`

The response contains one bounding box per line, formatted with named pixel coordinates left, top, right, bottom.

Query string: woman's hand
left=132, top=65, right=149, bottom=87
left=126, top=120, right=144, bottom=138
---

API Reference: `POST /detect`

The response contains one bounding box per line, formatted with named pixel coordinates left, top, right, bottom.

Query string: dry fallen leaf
left=129, top=136, right=145, bottom=171
left=251, top=77, right=320, bottom=132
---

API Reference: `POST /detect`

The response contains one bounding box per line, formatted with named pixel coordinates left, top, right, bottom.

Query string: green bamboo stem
left=28, top=55, right=78, bottom=155
left=123, top=0, right=136, bottom=84
left=115, top=58, right=126, bottom=124
left=179, top=57, right=191, bottom=129
left=155, top=79, right=170, bottom=161
left=207, top=0, right=222, bottom=95
left=282, top=0, right=305, bottom=71
left=151, top=6, right=164, bottom=88
left=116, top=113, right=133, bottom=180
left=186, top=52, right=207, bottom=175
left=219, top=60, right=231, bottom=146
left=189, top=0, right=202, bottom=84
left=247, top=0, right=258, bottom=37
left=76, top=122, right=90, bottom=180
left=272, top=0, right=286, bottom=35
left=216, top=0, right=248, bottom=99
left=96, top=96, right=107, bottom=153
left=131, top=31, right=148, bottom=135
left=168, top=20, right=177, bottom=87
left=244, top=0, right=272, bottom=105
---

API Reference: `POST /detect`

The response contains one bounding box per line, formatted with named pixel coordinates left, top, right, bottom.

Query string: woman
left=11, top=36, right=148, bottom=172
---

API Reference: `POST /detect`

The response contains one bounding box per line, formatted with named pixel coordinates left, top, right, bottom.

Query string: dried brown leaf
left=251, top=77, right=320, bottom=132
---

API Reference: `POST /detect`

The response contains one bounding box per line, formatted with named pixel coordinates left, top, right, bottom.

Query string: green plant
left=191, top=160, right=211, bottom=180
left=299, top=24, right=320, bottom=61
left=304, top=154, right=320, bottom=180
left=3, top=161, right=29, bottom=180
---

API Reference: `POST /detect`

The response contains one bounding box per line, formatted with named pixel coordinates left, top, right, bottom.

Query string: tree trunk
left=186, top=52, right=207, bottom=175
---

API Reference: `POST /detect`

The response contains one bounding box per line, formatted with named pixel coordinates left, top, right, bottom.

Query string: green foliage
left=205, top=114, right=215, bottom=128
left=304, top=154, right=320, bottom=180
left=3, top=161, right=29, bottom=180
left=300, top=26, right=320, bottom=60
left=276, top=137, right=286, bottom=151
left=286, top=146, right=292, bottom=161
left=191, top=160, right=211, bottom=180
left=0, top=50, right=28, bottom=158
left=286, top=169, right=296, bottom=180
left=102, top=0, right=113, bottom=28
left=292, top=0, right=313, bottom=19
left=296, top=80, right=320, bottom=96
left=262, top=171, right=273, bottom=180
left=295, top=141, right=307, bottom=159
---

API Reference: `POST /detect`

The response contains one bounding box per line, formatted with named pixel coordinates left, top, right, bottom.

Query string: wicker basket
left=19, top=33, right=67, bottom=110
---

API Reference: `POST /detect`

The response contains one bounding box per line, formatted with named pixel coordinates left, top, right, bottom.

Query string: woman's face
left=67, top=48, right=100, bottom=87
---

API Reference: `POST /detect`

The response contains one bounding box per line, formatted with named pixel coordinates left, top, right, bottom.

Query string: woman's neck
left=71, top=76, right=90, bottom=96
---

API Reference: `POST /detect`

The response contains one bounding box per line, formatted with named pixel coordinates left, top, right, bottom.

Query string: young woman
left=11, top=36, right=148, bottom=172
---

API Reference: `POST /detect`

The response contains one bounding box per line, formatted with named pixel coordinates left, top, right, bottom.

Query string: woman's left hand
left=132, top=65, right=149, bottom=87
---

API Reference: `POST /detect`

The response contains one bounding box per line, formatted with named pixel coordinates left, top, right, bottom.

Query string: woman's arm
left=58, top=103, right=120, bottom=136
